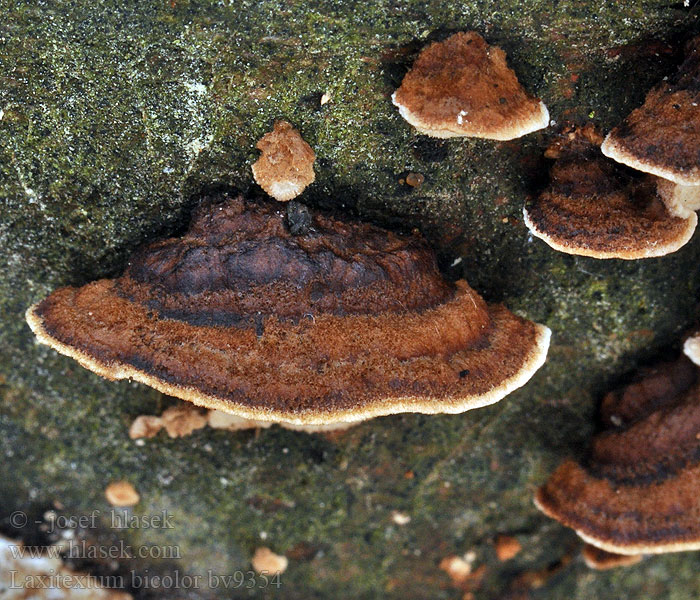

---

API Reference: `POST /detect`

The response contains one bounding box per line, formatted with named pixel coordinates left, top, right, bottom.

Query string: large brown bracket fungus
left=392, top=31, right=549, bottom=140
left=535, top=356, right=700, bottom=556
left=602, top=36, right=700, bottom=190
left=26, top=196, right=550, bottom=426
left=523, top=124, right=697, bottom=259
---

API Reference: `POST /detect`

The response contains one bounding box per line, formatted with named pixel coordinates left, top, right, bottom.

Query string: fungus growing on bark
left=535, top=356, right=700, bottom=555
left=160, top=405, right=207, bottom=438
left=392, top=31, right=549, bottom=140
left=599, top=357, right=697, bottom=428
left=105, top=481, right=140, bottom=507
left=494, top=535, right=521, bottom=561
left=439, top=554, right=474, bottom=586
left=251, top=547, right=288, bottom=575
left=391, top=510, right=411, bottom=525
left=601, top=37, right=700, bottom=186
left=524, top=125, right=697, bottom=259
left=128, top=405, right=207, bottom=439
left=581, top=544, right=642, bottom=570
left=252, top=121, right=315, bottom=201
left=26, top=195, right=549, bottom=426
left=129, top=415, right=163, bottom=439
left=683, top=332, right=700, bottom=366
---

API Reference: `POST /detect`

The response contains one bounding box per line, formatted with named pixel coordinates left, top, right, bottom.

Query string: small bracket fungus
left=535, top=356, right=700, bottom=555
left=129, top=415, right=163, bottom=439
left=390, top=510, right=411, bottom=525
left=252, top=120, right=315, bottom=202
left=391, top=31, right=549, bottom=140
left=524, top=125, right=697, bottom=259
left=683, top=331, right=700, bottom=366
left=105, top=480, right=140, bottom=507
left=160, top=405, right=207, bottom=438
left=494, top=535, right=521, bottom=561
left=439, top=554, right=473, bottom=586
left=251, top=547, right=288, bottom=575
left=26, top=195, right=550, bottom=427
left=602, top=36, right=700, bottom=186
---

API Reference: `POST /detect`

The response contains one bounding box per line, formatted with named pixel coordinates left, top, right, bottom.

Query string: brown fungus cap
left=581, top=545, right=642, bottom=570
left=26, top=195, right=550, bottom=426
left=524, top=125, right=697, bottom=259
left=535, top=356, right=700, bottom=555
left=601, top=36, right=700, bottom=185
left=392, top=31, right=549, bottom=140
left=252, top=120, right=315, bottom=202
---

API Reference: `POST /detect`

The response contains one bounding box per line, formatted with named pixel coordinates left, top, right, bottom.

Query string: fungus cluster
left=392, top=31, right=549, bottom=140
left=527, top=37, right=700, bottom=257
left=535, top=356, right=700, bottom=558
left=600, top=36, right=700, bottom=223
left=27, top=195, right=550, bottom=427
left=129, top=405, right=356, bottom=437
left=33, top=23, right=700, bottom=585
left=524, top=124, right=697, bottom=258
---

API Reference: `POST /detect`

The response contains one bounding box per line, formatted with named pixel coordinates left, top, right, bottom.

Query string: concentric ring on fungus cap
left=524, top=124, right=697, bottom=259
left=26, top=195, right=550, bottom=426
left=535, top=356, right=700, bottom=555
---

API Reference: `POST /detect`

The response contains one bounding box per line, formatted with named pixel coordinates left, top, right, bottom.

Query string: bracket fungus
left=252, top=120, right=316, bottom=202
left=683, top=331, right=700, bottom=366
left=523, top=125, right=697, bottom=259
left=26, top=195, right=550, bottom=426
left=251, top=547, right=288, bottom=576
left=391, top=31, right=549, bottom=140
left=601, top=37, right=700, bottom=187
left=105, top=480, right=140, bottom=507
left=535, top=356, right=700, bottom=555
